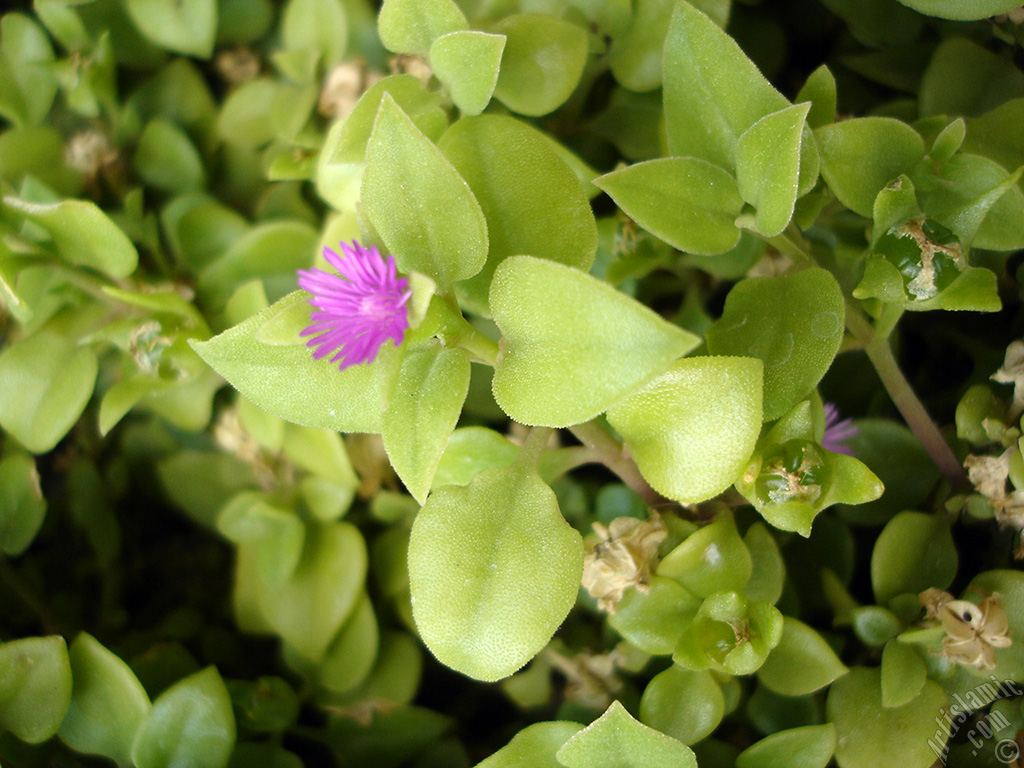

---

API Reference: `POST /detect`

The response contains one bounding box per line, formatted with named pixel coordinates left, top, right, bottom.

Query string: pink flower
left=297, top=241, right=411, bottom=370
left=822, top=402, right=858, bottom=456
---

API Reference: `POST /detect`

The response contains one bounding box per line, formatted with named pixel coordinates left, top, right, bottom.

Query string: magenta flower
left=297, top=241, right=411, bottom=370
left=822, top=402, right=858, bottom=456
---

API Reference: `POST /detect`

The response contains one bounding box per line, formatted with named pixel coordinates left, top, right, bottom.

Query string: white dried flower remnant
left=215, top=47, right=261, bottom=86
left=318, top=61, right=383, bottom=118
left=992, top=339, right=1024, bottom=420
left=582, top=513, right=667, bottom=613
left=920, top=588, right=1012, bottom=671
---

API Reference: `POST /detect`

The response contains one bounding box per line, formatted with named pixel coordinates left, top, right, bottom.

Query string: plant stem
left=569, top=420, right=667, bottom=508
left=457, top=325, right=499, bottom=366
left=520, top=426, right=552, bottom=468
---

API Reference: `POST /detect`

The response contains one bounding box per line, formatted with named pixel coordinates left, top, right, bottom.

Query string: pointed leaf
left=595, top=157, right=743, bottom=256
left=408, top=461, right=583, bottom=681
left=281, top=0, right=347, bottom=69
left=378, top=0, right=467, bottom=55
left=363, top=95, right=487, bottom=288
left=429, top=31, right=504, bottom=116
left=123, top=0, right=217, bottom=58
left=0, top=636, right=71, bottom=744
left=476, top=721, right=584, bottom=768
left=880, top=640, right=926, bottom=709
left=736, top=103, right=812, bottom=237
left=0, top=453, right=46, bottom=555
left=556, top=701, right=698, bottom=768
left=490, top=256, right=699, bottom=427
left=758, top=618, right=848, bottom=696
left=736, top=724, right=836, bottom=768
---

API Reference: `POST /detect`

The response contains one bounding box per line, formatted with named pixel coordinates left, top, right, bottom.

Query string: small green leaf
left=490, top=256, right=699, bottom=427
left=377, top=0, right=467, bottom=55
left=556, top=700, right=698, bottom=768
left=216, top=494, right=304, bottom=586
left=705, top=268, right=845, bottom=421
left=796, top=65, right=837, bottom=130
left=491, top=14, right=588, bottom=117
left=281, top=0, right=347, bottom=70
left=827, top=668, right=947, bottom=768
left=895, top=0, right=1023, bottom=18
left=257, top=521, right=367, bottom=663
left=594, top=157, right=744, bottom=256
left=736, top=103, right=812, bottom=237
left=190, top=292, right=385, bottom=434
left=608, top=0, right=676, bottom=92
left=0, top=453, right=46, bottom=555
left=3, top=196, right=138, bottom=279
left=758, top=618, right=848, bottom=696
left=663, top=1, right=789, bottom=171
left=657, top=512, right=753, bottom=597
left=0, top=636, right=71, bottom=744
left=475, top=721, right=584, bottom=768
left=362, top=95, right=487, bottom=288
left=310, top=592, right=379, bottom=693
left=744, top=523, right=785, bottom=605
left=640, top=666, right=725, bottom=745
left=439, top=115, right=597, bottom=314
left=920, top=37, right=1024, bottom=117
left=736, top=724, right=836, bottom=768
left=134, top=119, right=206, bottom=194
left=610, top=576, right=702, bottom=656
left=432, top=427, right=519, bottom=489
left=382, top=346, right=470, bottom=503
left=0, top=13, right=57, bottom=126
left=59, top=633, right=152, bottom=766
left=316, top=75, right=445, bottom=213
left=408, top=461, right=583, bottom=681
left=607, top=357, right=763, bottom=504
left=131, top=667, right=235, bottom=768
left=429, top=31, right=504, bottom=116
left=880, top=640, right=926, bottom=709
left=815, top=118, right=925, bottom=218
left=0, top=327, right=97, bottom=454
left=123, top=0, right=217, bottom=58
left=871, top=511, right=957, bottom=606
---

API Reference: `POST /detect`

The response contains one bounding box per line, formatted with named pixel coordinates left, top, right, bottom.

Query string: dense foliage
left=3, top=0, right=1024, bottom=766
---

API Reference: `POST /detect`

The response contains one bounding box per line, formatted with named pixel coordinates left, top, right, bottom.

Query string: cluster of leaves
left=3, top=0, right=1024, bottom=767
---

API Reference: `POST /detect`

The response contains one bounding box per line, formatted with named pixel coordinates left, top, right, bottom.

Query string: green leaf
left=475, top=721, right=584, bottom=768
left=827, top=668, right=947, bottom=768
left=59, top=633, right=152, bottom=766
left=131, top=667, right=234, bottom=768
left=3, top=196, right=138, bottom=279
left=429, top=31, right=504, bottom=116
left=640, top=666, right=725, bottom=745
left=608, top=0, right=676, bottom=92
left=607, top=357, right=763, bottom=504
left=257, top=521, right=367, bottom=663
left=123, top=0, right=217, bottom=58
left=796, top=65, right=837, bottom=130
left=758, top=618, right=847, bottom=696
left=316, top=75, right=445, bottom=213
left=378, top=0, right=467, bottom=55
left=743, top=522, right=785, bottom=605
left=871, top=511, right=957, bottom=606
left=673, top=591, right=783, bottom=675
left=921, top=37, right=1024, bottom=117
left=281, top=0, right=348, bottom=70
left=610, top=576, right=702, bottom=656
left=438, top=115, right=597, bottom=315
left=736, top=724, right=836, bottom=768
left=880, top=640, right=926, bottom=709
left=556, top=700, right=698, bottom=768
left=0, top=453, right=46, bottom=555
left=216, top=78, right=279, bottom=149
left=191, top=292, right=386, bottom=434
left=491, top=14, right=588, bottom=117
left=382, top=346, right=471, bottom=503
left=0, top=326, right=97, bottom=454
left=315, top=592, right=379, bottom=693
left=490, top=256, right=699, bottom=427
left=815, top=118, right=925, bottom=218
left=432, top=427, right=519, bottom=489
left=0, top=636, right=71, bottom=744
left=930, top=118, right=966, bottom=162
left=914, top=154, right=1024, bottom=251
left=0, top=125, right=80, bottom=197
left=705, top=268, right=845, bottom=421
left=216, top=494, right=304, bottom=586
left=362, top=95, right=487, bottom=288
left=134, top=119, right=206, bottom=194
left=657, top=512, right=752, bottom=597
left=963, top=98, right=1024, bottom=173
left=0, top=13, right=57, bottom=126
left=896, top=0, right=1024, bottom=18
left=408, top=461, right=583, bottom=681
left=736, top=103, right=812, bottom=237
left=663, top=1, right=789, bottom=171
left=594, top=157, right=744, bottom=256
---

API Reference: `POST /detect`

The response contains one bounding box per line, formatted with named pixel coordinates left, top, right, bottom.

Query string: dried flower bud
left=992, top=339, right=1024, bottom=420
left=319, top=61, right=375, bottom=118
left=581, top=513, right=667, bottom=613
left=390, top=54, right=432, bottom=85
left=215, top=47, right=261, bottom=86
left=937, top=595, right=1012, bottom=671
left=545, top=648, right=623, bottom=710
left=65, top=131, right=118, bottom=179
